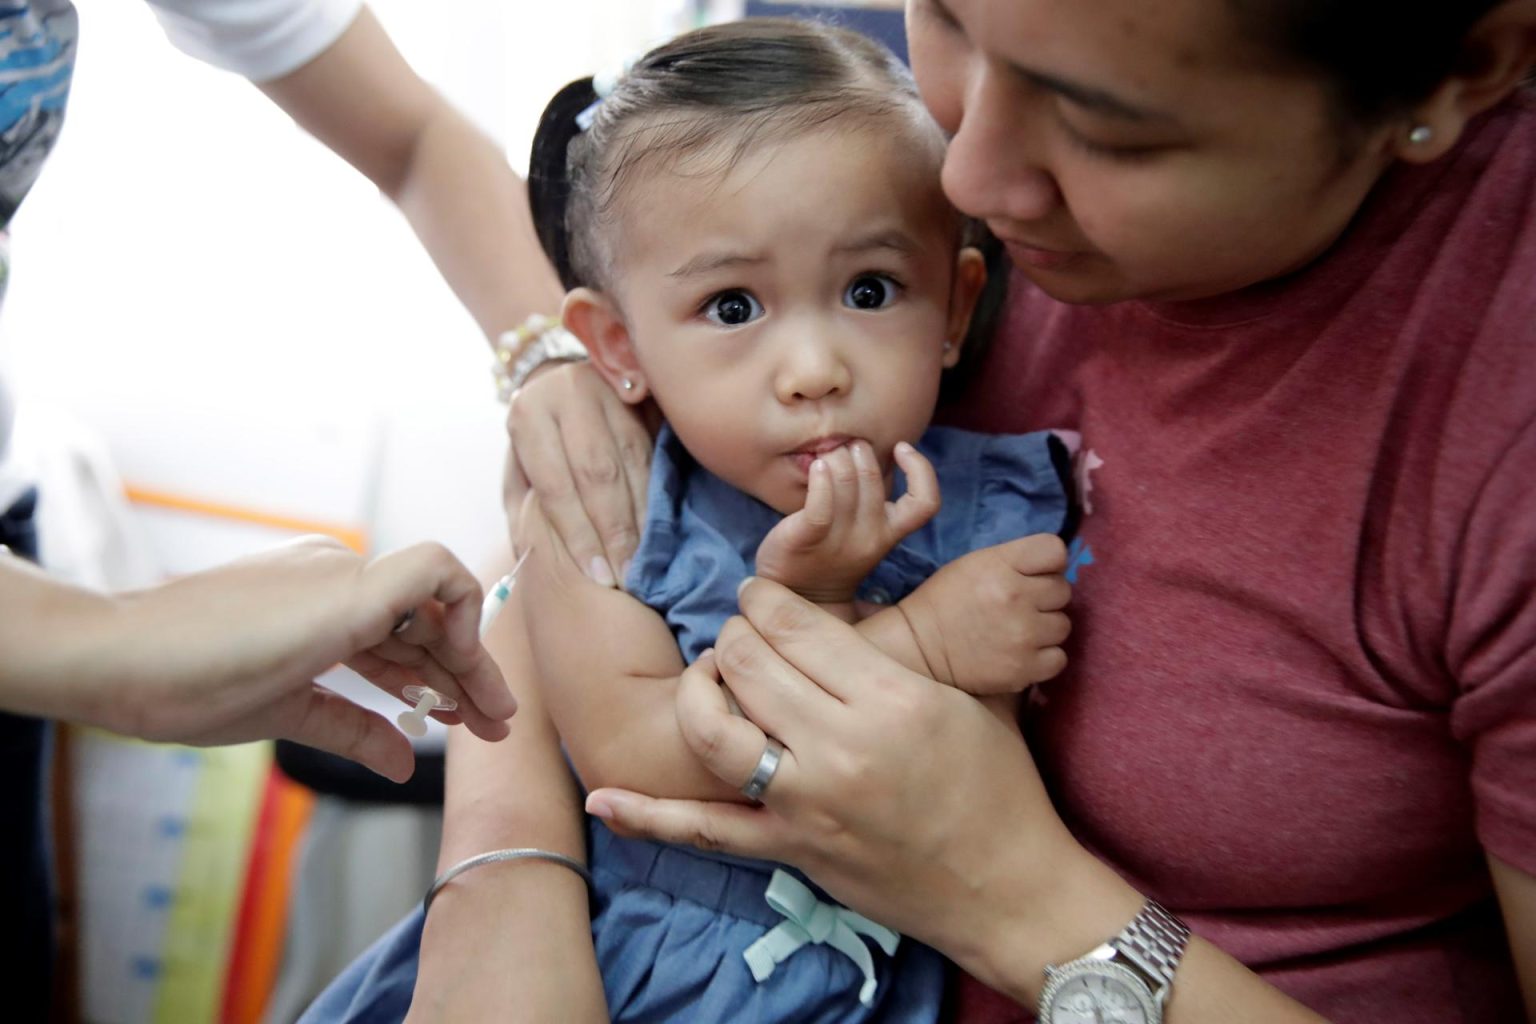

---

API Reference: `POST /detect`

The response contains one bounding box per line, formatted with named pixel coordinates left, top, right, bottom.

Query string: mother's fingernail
left=737, top=575, right=756, bottom=598
left=586, top=793, right=617, bottom=821
left=588, top=556, right=617, bottom=588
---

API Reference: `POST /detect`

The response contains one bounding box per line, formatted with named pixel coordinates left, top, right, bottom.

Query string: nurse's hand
left=503, top=360, right=651, bottom=588
left=584, top=577, right=1087, bottom=957
left=5, top=536, right=516, bottom=782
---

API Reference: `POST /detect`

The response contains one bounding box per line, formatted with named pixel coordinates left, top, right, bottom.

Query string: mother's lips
left=1001, top=239, right=1080, bottom=270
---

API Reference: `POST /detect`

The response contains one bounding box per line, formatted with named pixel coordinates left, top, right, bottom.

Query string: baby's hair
left=529, top=18, right=939, bottom=293
left=528, top=16, right=1003, bottom=382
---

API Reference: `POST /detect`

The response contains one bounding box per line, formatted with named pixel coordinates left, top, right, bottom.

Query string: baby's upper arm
left=517, top=500, right=687, bottom=786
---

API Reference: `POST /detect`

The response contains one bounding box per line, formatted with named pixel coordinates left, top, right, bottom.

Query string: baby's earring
left=942, top=340, right=954, bottom=353
left=621, top=377, right=636, bottom=392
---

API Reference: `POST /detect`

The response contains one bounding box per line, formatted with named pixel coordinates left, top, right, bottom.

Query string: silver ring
left=740, top=737, right=784, bottom=802
left=391, top=609, right=416, bottom=635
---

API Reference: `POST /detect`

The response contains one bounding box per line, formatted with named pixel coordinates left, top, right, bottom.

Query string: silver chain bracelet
left=424, top=848, right=594, bottom=915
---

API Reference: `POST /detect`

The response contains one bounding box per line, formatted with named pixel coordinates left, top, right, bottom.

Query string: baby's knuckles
left=972, top=556, right=1036, bottom=613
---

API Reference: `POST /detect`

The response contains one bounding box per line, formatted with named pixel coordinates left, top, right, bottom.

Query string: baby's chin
left=755, top=483, right=808, bottom=517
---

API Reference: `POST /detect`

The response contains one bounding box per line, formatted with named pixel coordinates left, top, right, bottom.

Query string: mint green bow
left=741, top=869, right=901, bottom=1006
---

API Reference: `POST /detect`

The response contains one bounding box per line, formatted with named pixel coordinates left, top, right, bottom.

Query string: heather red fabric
left=942, top=94, right=1536, bottom=1023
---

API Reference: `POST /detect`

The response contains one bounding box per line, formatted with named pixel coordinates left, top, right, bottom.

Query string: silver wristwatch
left=1038, top=900, right=1189, bottom=1024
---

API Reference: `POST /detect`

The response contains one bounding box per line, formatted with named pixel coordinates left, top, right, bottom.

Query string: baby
left=518, top=18, right=1074, bottom=1022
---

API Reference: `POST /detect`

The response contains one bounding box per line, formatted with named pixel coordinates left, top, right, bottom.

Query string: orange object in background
left=124, top=485, right=368, bottom=555
left=219, top=767, right=316, bottom=1024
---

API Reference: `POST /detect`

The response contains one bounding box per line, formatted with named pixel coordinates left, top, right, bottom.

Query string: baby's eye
left=843, top=274, right=901, bottom=310
left=703, top=290, right=764, bottom=327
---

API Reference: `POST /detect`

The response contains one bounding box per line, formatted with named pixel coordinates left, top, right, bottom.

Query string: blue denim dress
left=588, top=424, right=1069, bottom=1022
left=300, top=424, right=1069, bottom=1024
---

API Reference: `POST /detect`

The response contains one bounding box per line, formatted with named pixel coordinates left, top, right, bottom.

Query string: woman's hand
left=503, top=360, right=652, bottom=587
left=584, top=576, right=1085, bottom=958
left=5, top=536, right=517, bottom=782
left=584, top=581, right=1333, bottom=1019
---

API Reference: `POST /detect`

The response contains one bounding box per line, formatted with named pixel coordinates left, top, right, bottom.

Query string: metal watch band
left=509, top=325, right=587, bottom=392
left=492, top=315, right=589, bottom=401
left=1113, top=900, right=1190, bottom=992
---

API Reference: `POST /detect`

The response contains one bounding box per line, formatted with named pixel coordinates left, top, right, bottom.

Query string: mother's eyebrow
left=1013, top=65, right=1178, bottom=124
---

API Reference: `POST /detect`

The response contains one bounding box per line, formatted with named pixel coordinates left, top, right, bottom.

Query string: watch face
left=1040, top=960, right=1160, bottom=1024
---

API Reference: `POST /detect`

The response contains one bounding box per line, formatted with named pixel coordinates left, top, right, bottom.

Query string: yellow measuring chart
left=73, top=732, right=273, bottom=1024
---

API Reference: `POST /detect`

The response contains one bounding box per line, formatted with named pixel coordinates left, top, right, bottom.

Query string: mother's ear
left=1397, top=0, right=1536, bottom=163
left=561, top=288, right=650, bottom=402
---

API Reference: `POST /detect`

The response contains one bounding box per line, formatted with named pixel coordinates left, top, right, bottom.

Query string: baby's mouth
left=789, top=434, right=854, bottom=457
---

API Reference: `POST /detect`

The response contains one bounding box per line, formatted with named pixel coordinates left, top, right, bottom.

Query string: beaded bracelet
left=492, top=314, right=588, bottom=403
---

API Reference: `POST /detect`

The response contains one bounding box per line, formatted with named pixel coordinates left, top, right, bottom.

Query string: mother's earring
left=1408, top=124, right=1433, bottom=146
left=621, top=377, right=636, bottom=391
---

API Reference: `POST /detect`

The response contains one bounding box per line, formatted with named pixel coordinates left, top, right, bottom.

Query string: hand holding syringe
left=397, top=549, right=530, bottom=738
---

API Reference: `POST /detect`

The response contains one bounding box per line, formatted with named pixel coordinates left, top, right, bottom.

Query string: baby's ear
left=943, top=247, right=988, bottom=368
left=562, top=288, right=649, bottom=402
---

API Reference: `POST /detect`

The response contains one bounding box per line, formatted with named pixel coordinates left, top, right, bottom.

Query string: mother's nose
left=941, top=67, right=1060, bottom=225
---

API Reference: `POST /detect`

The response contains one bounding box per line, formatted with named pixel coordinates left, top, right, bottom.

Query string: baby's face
left=611, top=123, right=974, bottom=514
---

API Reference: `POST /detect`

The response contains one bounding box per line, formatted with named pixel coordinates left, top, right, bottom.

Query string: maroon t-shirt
left=942, top=93, right=1536, bottom=1023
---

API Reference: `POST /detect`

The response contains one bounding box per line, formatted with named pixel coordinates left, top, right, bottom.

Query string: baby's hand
left=898, top=535, right=1072, bottom=694
left=755, top=440, right=939, bottom=605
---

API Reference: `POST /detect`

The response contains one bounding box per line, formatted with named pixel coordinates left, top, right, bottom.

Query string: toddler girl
left=519, top=18, right=1075, bottom=1022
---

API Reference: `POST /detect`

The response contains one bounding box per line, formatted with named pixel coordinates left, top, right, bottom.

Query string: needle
left=395, top=548, right=533, bottom=737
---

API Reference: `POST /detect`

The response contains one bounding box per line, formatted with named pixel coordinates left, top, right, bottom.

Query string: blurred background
left=0, top=0, right=904, bottom=1021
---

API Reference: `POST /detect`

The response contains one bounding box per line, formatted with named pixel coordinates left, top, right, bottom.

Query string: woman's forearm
left=389, top=96, right=562, bottom=341
left=433, top=678, right=584, bottom=872
left=413, top=731, right=604, bottom=1022
left=0, top=555, right=122, bottom=726
left=255, top=6, right=561, bottom=344
left=412, top=584, right=604, bottom=1022
left=938, top=834, right=1328, bottom=1022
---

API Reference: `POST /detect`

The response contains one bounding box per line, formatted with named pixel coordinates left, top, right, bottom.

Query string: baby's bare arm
left=518, top=500, right=745, bottom=801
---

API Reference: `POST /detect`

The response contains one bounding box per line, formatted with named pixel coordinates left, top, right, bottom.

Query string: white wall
left=0, top=0, right=708, bottom=578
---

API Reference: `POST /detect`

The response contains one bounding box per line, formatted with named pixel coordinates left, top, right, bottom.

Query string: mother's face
left=907, top=0, right=1403, bottom=304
